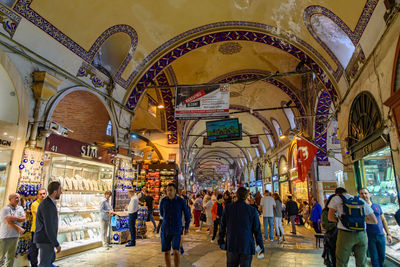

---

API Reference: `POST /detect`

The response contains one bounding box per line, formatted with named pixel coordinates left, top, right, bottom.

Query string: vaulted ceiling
left=8, top=0, right=385, bottom=182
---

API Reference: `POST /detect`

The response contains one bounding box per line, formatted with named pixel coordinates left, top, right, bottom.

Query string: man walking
left=359, top=188, right=392, bottom=267
left=219, top=187, right=264, bottom=267
left=126, top=190, right=139, bottom=247
left=99, top=190, right=115, bottom=248
left=35, top=181, right=62, bottom=267
left=160, top=183, right=191, bottom=267
left=0, top=193, right=26, bottom=267
left=260, top=191, right=276, bottom=242
left=328, top=187, right=377, bottom=267
left=144, top=191, right=157, bottom=232
left=286, top=195, right=299, bottom=235
left=310, top=197, right=322, bottom=233
left=29, top=188, right=47, bottom=267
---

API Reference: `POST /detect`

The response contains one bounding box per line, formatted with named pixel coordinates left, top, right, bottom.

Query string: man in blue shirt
left=359, top=188, right=393, bottom=267
left=218, top=187, right=264, bottom=267
left=310, top=197, right=322, bottom=233
left=159, top=183, right=191, bottom=267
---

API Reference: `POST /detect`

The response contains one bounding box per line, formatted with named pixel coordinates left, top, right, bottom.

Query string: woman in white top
left=204, top=195, right=214, bottom=235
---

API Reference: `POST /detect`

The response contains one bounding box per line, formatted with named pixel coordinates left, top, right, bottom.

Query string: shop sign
left=279, top=175, right=288, bottom=182
left=322, top=182, right=337, bottom=190
left=216, top=165, right=228, bottom=173
left=0, top=138, right=12, bottom=147
left=351, top=133, right=387, bottom=162
left=174, top=84, right=230, bottom=120
left=45, top=134, right=110, bottom=163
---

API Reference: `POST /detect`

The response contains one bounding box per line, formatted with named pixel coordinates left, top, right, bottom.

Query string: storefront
left=255, top=165, right=263, bottom=193
left=264, top=163, right=272, bottom=192
left=249, top=169, right=256, bottom=194
left=289, top=142, right=309, bottom=203
left=349, top=91, right=400, bottom=262
left=43, top=134, right=114, bottom=258
left=278, top=156, right=290, bottom=201
left=272, top=162, right=279, bottom=193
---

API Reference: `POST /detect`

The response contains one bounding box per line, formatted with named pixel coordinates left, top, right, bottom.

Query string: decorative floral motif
left=76, top=62, right=110, bottom=88
left=219, top=42, right=242, bottom=55
left=0, top=6, right=20, bottom=37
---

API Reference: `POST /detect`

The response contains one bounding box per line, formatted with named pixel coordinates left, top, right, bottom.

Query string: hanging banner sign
left=215, top=165, right=228, bottom=173
left=174, top=84, right=230, bottom=120
left=296, top=138, right=318, bottom=182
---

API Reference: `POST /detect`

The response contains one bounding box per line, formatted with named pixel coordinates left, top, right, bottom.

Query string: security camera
left=39, top=129, right=51, bottom=138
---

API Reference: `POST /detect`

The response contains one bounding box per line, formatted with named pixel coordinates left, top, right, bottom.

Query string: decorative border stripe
left=13, top=0, right=138, bottom=88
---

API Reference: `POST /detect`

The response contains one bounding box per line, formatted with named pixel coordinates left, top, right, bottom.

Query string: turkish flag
left=296, top=139, right=318, bottom=182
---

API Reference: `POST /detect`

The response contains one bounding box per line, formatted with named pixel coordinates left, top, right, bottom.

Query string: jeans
left=212, top=218, right=220, bottom=240
left=263, top=217, right=274, bottom=240
left=275, top=217, right=284, bottom=237
left=157, top=219, right=163, bottom=234
left=0, top=237, right=18, bottom=267
left=289, top=215, right=297, bottom=234
left=336, top=230, right=367, bottom=267
left=128, top=212, right=138, bottom=245
left=28, top=232, right=39, bottom=266
left=227, top=251, right=252, bottom=267
left=148, top=211, right=157, bottom=229
left=313, top=221, right=321, bottom=233
left=37, top=243, right=55, bottom=267
left=368, top=234, right=386, bottom=267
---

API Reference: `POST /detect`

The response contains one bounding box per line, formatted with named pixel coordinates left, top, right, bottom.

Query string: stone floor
left=55, top=222, right=357, bottom=267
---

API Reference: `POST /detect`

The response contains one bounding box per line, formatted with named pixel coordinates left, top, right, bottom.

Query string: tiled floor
left=55, top=222, right=354, bottom=267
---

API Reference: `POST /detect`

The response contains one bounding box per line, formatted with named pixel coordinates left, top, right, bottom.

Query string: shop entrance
left=0, top=149, right=12, bottom=207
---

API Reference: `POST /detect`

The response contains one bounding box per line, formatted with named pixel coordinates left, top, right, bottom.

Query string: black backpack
left=395, top=208, right=400, bottom=226
left=339, top=195, right=366, bottom=231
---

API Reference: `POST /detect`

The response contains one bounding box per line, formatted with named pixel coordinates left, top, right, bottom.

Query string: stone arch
left=45, top=87, right=118, bottom=145
left=303, top=1, right=378, bottom=78
left=125, top=22, right=340, bottom=111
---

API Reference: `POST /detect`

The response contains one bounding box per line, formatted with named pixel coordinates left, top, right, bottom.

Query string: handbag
left=199, top=213, right=207, bottom=222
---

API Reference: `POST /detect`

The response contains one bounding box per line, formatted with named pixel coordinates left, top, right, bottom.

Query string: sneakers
left=125, top=243, right=135, bottom=247
left=196, top=229, right=202, bottom=232
left=211, top=239, right=215, bottom=243
left=180, top=246, right=184, bottom=255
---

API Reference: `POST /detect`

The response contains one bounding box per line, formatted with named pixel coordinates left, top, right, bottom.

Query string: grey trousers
left=37, top=243, right=55, bottom=267
left=289, top=215, right=297, bottom=234
left=0, top=237, right=18, bottom=267
left=100, top=219, right=110, bottom=245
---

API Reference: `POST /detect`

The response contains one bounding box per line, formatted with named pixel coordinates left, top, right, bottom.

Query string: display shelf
left=59, top=209, right=99, bottom=214
left=59, top=225, right=100, bottom=234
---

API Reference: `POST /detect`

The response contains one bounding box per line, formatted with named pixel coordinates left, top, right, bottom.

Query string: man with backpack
left=328, top=187, right=377, bottom=267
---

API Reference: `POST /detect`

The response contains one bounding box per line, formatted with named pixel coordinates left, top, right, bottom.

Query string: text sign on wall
left=45, top=134, right=110, bottom=163
left=174, top=84, right=230, bottom=120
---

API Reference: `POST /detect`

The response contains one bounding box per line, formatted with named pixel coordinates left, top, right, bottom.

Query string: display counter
left=45, top=155, right=113, bottom=258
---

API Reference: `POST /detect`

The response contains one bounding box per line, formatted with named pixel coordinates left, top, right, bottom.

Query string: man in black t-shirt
left=144, top=191, right=157, bottom=232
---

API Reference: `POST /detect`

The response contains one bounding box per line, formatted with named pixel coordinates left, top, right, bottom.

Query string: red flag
left=296, top=139, right=318, bottom=182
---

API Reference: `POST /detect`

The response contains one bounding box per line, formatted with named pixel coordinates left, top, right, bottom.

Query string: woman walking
left=203, top=195, right=213, bottom=234
left=273, top=193, right=285, bottom=243
left=193, top=193, right=203, bottom=227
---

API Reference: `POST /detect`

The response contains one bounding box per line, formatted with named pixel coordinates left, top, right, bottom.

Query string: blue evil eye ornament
left=113, top=234, right=120, bottom=241
left=23, top=158, right=28, bottom=163
left=19, top=164, right=24, bottom=170
left=40, top=161, right=44, bottom=166
left=30, top=160, right=35, bottom=164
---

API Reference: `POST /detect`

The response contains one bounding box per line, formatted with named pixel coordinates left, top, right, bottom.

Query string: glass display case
left=113, top=155, right=136, bottom=212
left=358, top=146, right=400, bottom=262
left=0, top=149, right=12, bottom=208
left=45, top=155, right=114, bottom=257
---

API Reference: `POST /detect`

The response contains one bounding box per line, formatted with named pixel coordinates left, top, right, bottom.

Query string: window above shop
left=259, top=138, right=266, bottom=153
left=106, top=120, right=112, bottom=136
left=311, top=15, right=355, bottom=68
left=281, top=102, right=296, bottom=129
left=271, top=119, right=282, bottom=137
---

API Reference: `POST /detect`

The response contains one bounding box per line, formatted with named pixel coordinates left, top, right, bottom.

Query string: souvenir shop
left=349, top=92, right=400, bottom=262
left=42, top=134, right=114, bottom=257
left=289, top=143, right=309, bottom=203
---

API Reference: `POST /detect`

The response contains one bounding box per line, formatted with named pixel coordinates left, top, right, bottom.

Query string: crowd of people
left=1, top=182, right=400, bottom=267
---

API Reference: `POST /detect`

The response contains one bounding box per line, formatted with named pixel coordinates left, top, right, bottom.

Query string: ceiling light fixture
left=279, top=134, right=287, bottom=140
left=157, top=104, right=165, bottom=109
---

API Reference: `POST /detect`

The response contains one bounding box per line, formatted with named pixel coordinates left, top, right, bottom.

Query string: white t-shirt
left=128, top=195, right=139, bottom=213
left=260, top=196, right=276, bottom=217
left=328, top=193, right=374, bottom=231
left=0, top=205, right=25, bottom=239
